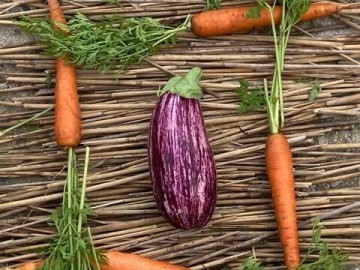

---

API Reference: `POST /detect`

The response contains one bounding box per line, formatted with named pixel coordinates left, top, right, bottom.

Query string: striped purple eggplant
left=148, top=67, right=217, bottom=230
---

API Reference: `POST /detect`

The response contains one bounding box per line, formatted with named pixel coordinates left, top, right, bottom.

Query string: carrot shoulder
left=48, top=0, right=81, bottom=148
left=266, top=133, right=299, bottom=269
left=191, top=2, right=346, bottom=37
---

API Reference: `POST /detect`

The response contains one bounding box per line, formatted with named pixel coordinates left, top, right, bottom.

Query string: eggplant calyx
left=158, top=67, right=202, bottom=100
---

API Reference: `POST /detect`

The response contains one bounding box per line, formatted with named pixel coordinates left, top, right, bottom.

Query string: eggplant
left=148, top=67, right=217, bottom=230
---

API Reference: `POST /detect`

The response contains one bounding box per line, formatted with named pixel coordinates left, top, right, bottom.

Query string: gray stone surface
left=0, top=25, right=33, bottom=47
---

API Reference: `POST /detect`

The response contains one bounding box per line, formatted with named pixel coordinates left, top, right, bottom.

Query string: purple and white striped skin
left=148, top=92, right=217, bottom=230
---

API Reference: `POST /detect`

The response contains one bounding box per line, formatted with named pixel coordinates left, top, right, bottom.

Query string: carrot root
left=54, top=59, right=81, bottom=148
left=101, top=250, right=189, bottom=270
left=47, top=0, right=81, bottom=148
left=191, top=2, right=346, bottom=37
left=266, top=133, right=299, bottom=269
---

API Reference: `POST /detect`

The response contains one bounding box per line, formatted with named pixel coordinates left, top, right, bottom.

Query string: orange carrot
left=100, top=250, right=189, bottom=270
left=265, top=133, right=299, bottom=269
left=48, top=0, right=81, bottom=148
left=191, top=2, right=346, bottom=37
left=15, top=251, right=189, bottom=270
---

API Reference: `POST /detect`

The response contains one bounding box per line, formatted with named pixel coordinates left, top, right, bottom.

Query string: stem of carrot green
left=279, top=30, right=291, bottom=129
left=67, top=148, right=75, bottom=270
left=268, top=7, right=282, bottom=131
left=264, top=78, right=277, bottom=134
left=77, top=146, right=90, bottom=235
left=272, top=69, right=280, bottom=131
left=280, top=0, right=287, bottom=69
left=274, top=0, right=288, bottom=130
left=276, top=59, right=284, bottom=129
left=279, top=0, right=286, bottom=66
left=279, top=76, right=284, bottom=129
left=278, top=1, right=286, bottom=129
left=76, top=146, right=90, bottom=268
left=152, top=14, right=191, bottom=47
left=268, top=6, right=280, bottom=98
left=88, top=227, right=101, bottom=270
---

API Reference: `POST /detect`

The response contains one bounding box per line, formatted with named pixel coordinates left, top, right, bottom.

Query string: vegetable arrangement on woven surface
left=13, top=0, right=352, bottom=269
left=18, top=2, right=346, bottom=72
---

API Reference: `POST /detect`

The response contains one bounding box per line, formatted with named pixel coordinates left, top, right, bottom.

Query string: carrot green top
left=258, top=0, right=310, bottom=134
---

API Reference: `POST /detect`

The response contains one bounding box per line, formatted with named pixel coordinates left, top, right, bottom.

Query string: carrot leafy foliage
left=239, top=258, right=267, bottom=270
left=18, top=14, right=190, bottom=71
left=308, top=79, right=322, bottom=102
left=235, top=217, right=348, bottom=270
left=205, top=0, right=221, bottom=11
left=296, top=217, right=348, bottom=270
left=236, top=80, right=265, bottom=114
left=256, top=0, right=310, bottom=134
left=39, top=148, right=107, bottom=270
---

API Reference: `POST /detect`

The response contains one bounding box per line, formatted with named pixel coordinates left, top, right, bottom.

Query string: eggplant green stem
left=158, top=67, right=203, bottom=100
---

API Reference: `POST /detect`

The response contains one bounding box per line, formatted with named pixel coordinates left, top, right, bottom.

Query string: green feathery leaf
left=18, top=13, right=190, bottom=72
left=237, top=217, right=348, bottom=270
left=308, top=79, right=321, bottom=102
left=204, top=0, right=221, bottom=11
left=297, top=218, right=348, bottom=270
left=239, top=257, right=267, bottom=270
left=236, top=80, right=265, bottom=114
left=39, top=148, right=107, bottom=270
left=246, top=6, right=262, bottom=19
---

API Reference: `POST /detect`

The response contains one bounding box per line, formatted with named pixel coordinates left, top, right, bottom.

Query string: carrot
left=15, top=251, right=189, bottom=270
left=256, top=1, right=311, bottom=268
left=191, top=2, right=346, bottom=37
left=48, top=0, right=81, bottom=148
left=100, top=250, right=189, bottom=270
left=265, top=133, right=299, bottom=269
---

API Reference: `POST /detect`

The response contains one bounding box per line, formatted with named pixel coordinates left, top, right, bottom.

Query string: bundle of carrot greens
left=18, top=14, right=191, bottom=71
